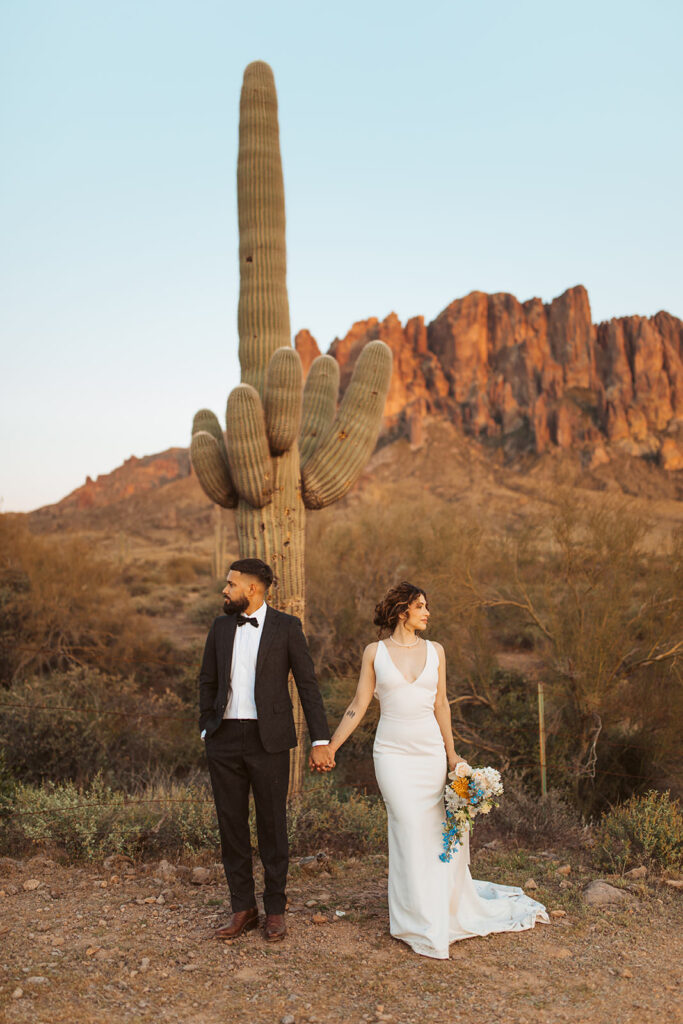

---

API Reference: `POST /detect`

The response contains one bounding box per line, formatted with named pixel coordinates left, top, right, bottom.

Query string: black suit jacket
left=198, top=607, right=330, bottom=752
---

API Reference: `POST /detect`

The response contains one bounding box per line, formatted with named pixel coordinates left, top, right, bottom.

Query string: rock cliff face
left=53, top=449, right=191, bottom=511
left=295, top=286, right=683, bottom=471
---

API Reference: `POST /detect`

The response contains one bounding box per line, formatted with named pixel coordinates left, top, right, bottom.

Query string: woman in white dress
left=324, top=581, right=549, bottom=960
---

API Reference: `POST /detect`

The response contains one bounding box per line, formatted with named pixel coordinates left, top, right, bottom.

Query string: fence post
left=537, top=681, right=547, bottom=797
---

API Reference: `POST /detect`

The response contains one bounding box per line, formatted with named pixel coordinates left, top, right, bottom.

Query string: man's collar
left=250, top=602, right=268, bottom=624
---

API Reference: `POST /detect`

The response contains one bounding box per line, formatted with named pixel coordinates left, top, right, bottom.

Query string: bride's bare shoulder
left=363, top=641, right=380, bottom=659
left=430, top=639, right=446, bottom=658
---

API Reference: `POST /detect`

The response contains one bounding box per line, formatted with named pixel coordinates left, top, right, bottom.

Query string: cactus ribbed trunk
left=237, top=61, right=290, bottom=398
left=190, top=61, right=392, bottom=798
left=235, top=449, right=307, bottom=794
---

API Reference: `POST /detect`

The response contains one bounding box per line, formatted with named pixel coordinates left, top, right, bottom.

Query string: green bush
left=0, top=750, right=16, bottom=820
left=5, top=773, right=219, bottom=860
left=0, top=668, right=202, bottom=786
left=593, top=789, right=683, bottom=873
left=286, top=774, right=386, bottom=855
left=3, top=772, right=387, bottom=861
left=472, top=774, right=586, bottom=849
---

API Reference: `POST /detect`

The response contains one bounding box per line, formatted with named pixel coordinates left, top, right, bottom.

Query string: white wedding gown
left=373, top=639, right=549, bottom=959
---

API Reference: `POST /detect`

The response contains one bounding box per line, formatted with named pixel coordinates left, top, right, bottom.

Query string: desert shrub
left=163, top=556, right=207, bottom=584
left=592, top=790, right=682, bottom=873
left=3, top=772, right=386, bottom=861
left=0, top=517, right=178, bottom=685
left=286, top=774, right=387, bottom=854
left=5, top=773, right=219, bottom=860
left=472, top=774, right=586, bottom=849
left=306, top=489, right=682, bottom=815
left=0, top=751, right=16, bottom=820
left=0, top=668, right=202, bottom=786
left=190, top=594, right=224, bottom=629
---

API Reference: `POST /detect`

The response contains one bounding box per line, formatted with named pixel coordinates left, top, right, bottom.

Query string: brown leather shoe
left=264, top=913, right=286, bottom=942
left=213, top=907, right=258, bottom=940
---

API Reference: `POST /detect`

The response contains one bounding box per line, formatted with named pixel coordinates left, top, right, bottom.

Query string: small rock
left=156, top=894, right=165, bottom=905
left=103, top=854, right=133, bottom=871
left=311, top=913, right=328, bottom=924
left=175, top=865, right=192, bottom=881
left=143, top=896, right=157, bottom=904
left=624, top=866, right=647, bottom=880
left=305, top=899, right=317, bottom=908
left=156, top=859, right=176, bottom=882
left=559, top=880, right=572, bottom=890
left=26, top=856, right=56, bottom=870
left=545, top=944, right=572, bottom=959
left=23, top=878, right=42, bottom=891
left=12, top=987, right=23, bottom=999
left=299, top=856, right=320, bottom=875
left=26, top=976, right=49, bottom=985
left=582, top=880, right=634, bottom=906
left=86, top=946, right=102, bottom=957
left=182, top=963, right=198, bottom=971
left=140, top=957, right=150, bottom=971
left=3, top=883, right=19, bottom=896
left=190, top=867, right=211, bottom=885
left=281, top=1016, right=296, bottom=1024
left=556, top=864, right=571, bottom=876
left=550, top=909, right=567, bottom=918
left=665, top=879, right=683, bottom=890
left=621, top=968, right=633, bottom=978
left=524, top=879, right=538, bottom=891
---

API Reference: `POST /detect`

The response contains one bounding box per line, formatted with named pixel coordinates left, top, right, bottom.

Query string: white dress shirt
left=224, top=601, right=267, bottom=719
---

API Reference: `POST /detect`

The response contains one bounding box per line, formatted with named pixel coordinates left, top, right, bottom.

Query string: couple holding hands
left=199, top=558, right=548, bottom=960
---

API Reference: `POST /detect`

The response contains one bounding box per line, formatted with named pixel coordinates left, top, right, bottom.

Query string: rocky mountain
left=52, top=449, right=191, bottom=512
left=296, top=285, right=683, bottom=471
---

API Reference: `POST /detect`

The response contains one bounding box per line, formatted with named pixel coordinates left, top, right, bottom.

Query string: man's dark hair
left=230, top=558, right=274, bottom=589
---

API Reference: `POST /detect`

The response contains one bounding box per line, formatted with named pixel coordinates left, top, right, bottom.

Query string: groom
left=199, top=557, right=333, bottom=942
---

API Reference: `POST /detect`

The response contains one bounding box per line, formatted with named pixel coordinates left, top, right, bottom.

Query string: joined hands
left=309, top=744, right=336, bottom=772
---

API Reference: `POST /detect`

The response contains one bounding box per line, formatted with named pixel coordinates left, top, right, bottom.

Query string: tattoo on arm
left=345, top=709, right=356, bottom=719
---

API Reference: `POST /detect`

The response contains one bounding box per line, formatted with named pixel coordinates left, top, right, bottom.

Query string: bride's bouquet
left=439, top=762, right=504, bottom=863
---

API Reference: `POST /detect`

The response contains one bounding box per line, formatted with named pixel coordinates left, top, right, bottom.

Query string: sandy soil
left=1, top=848, right=681, bottom=1024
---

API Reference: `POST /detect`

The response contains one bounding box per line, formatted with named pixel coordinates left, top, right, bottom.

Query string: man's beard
left=223, top=595, right=249, bottom=616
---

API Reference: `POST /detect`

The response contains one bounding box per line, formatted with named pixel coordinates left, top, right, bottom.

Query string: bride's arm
left=433, top=642, right=465, bottom=772
left=327, top=643, right=378, bottom=759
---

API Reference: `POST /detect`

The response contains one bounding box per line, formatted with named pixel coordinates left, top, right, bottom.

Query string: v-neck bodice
left=373, top=639, right=439, bottom=728
left=380, top=638, right=430, bottom=685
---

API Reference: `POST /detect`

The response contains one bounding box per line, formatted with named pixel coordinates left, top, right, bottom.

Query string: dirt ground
left=1, top=847, right=681, bottom=1024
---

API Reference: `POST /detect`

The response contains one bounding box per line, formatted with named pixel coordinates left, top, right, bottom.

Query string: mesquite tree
left=190, top=61, right=392, bottom=794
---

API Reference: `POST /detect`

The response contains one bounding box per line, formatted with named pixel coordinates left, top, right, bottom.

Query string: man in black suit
left=199, top=557, right=333, bottom=942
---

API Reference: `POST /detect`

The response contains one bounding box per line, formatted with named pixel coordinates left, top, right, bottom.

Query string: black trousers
left=205, top=719, right=290, bottom=915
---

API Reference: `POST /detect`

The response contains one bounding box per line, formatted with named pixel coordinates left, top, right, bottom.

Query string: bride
left=316, top=581, right=549, bottom=959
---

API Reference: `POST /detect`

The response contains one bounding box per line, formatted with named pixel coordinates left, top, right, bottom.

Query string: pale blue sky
left=2, top=0, right=681, bottom=511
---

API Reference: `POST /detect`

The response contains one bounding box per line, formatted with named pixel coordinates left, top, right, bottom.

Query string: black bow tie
left=236, top=615, right=259, bottom=628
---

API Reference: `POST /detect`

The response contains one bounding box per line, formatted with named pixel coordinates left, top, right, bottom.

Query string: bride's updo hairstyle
left=374, top=581, right=429, bottom=638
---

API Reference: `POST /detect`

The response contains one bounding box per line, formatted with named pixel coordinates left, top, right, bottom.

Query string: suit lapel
left=255, top=606, right=280, bottom=685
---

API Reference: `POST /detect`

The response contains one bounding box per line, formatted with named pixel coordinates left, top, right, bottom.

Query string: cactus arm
left=190, top=430, right=238, bottom=509
left=299, top=355, right=340, bottom=465
left=301, top=340, right=393, bottom=509
left=225, top=384, right=273, bottom=508
left=192, top=409, right=230, bottom=462
left=237, top=61, right=291, bottom=397
left=264, top=347, right=303, bottom=455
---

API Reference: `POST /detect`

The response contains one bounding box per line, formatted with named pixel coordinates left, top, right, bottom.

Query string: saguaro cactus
left=191, top=61, right=392, bottom=794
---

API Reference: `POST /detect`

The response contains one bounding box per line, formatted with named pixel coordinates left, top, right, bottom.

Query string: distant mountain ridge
left=296, top=285, right=683, bottom=472
left=42, top=285, right=682, bottom=517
